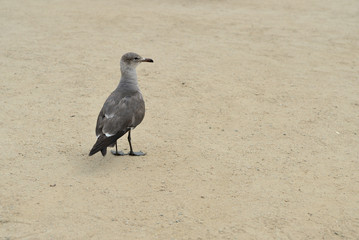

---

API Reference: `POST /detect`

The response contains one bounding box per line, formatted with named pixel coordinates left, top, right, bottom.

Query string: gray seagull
left=89, top=52, right=153, bottom=156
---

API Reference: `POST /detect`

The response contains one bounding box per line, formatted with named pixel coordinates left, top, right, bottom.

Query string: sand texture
left=1, top=0, right=359, bottom=239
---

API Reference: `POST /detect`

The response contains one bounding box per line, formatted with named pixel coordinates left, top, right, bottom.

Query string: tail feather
left=89, top=130, right=128, bottom=156
left=101, top=148, right=107, bottom=156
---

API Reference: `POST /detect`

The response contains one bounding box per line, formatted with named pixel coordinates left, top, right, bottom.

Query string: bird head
left=120, top=52, right=153, bottom=71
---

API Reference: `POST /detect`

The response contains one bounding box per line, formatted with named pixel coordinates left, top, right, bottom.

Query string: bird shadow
left=70, top=146, right=140, bottom=176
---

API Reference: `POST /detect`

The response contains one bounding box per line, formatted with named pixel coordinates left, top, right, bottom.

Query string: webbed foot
left=111, top=150, right=126, bottom=156
left=129, top=151, right=146, bottom=156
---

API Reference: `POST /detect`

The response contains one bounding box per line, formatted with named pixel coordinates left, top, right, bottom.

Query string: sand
left=1, top=0, right=358, bottom=239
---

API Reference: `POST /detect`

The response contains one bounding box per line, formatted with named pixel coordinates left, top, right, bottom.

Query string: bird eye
left=134, top=57, right=140, bottom=60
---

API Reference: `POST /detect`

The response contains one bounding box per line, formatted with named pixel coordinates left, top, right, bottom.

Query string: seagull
left=89, top=52, right=153, bottom=156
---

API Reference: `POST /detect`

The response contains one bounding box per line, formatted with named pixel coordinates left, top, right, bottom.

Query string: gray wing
left=95, top=91, right=145, bottom=137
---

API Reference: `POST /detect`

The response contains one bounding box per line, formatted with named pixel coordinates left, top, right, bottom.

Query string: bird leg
left=111, top=141, right=125, bottom=156
left=127, top=130, right=146, bottom=156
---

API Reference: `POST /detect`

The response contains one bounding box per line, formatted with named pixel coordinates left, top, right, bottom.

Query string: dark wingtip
left=89, top=145, right=105, bottom=157
left=89, top=149, right=97, bottom=156
left=89, top=131, right=128, bottom=157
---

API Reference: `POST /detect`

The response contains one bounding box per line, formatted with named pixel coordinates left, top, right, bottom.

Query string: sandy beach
left=1, top=0, right=358, bottom=239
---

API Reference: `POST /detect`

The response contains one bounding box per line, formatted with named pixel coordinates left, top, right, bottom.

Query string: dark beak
left=140, top=58, right=154, bottom=63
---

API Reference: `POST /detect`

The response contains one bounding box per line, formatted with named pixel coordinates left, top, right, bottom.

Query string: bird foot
left=129, top=151, right=146, bottom=156
left=111, top=150, right=126, bottom=156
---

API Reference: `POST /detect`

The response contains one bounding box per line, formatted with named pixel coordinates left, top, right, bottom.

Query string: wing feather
left=90, top=90, right=145, bottom=156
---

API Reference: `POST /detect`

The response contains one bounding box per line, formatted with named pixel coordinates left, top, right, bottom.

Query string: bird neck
left=118, top=67, right=139, bottom=90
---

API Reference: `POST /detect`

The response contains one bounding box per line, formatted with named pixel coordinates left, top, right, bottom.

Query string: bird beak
left=140, top=58, right=154, bottom=63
